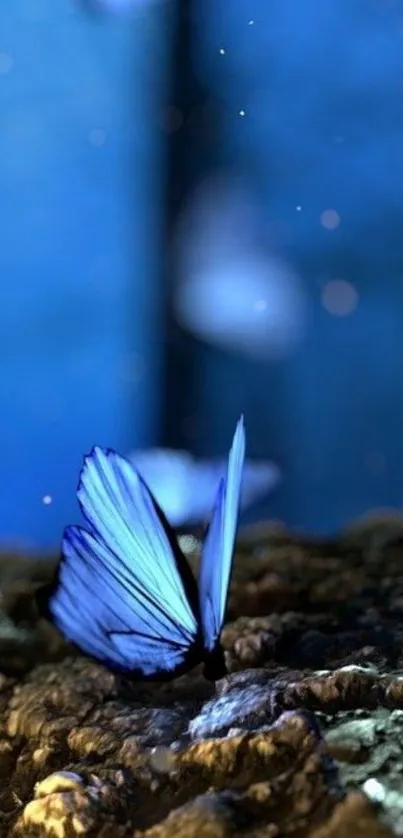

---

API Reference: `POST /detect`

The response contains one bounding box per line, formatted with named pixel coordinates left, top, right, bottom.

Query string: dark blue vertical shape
left=189, top=0, right=403, bottom=533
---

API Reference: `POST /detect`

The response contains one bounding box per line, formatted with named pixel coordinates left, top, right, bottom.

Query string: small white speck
left=42, top=495, right=52, bottom=505
left=0, top=53, right=13, bottom=75
left=219, top=48, right=226, bottom=55
left=89, top=128, right=106, bottom=147
left=248, top=19, right=255, bottom=26
left=296, top=205, right=302, bottom=212
left=238, top=109, right=246, bottom=117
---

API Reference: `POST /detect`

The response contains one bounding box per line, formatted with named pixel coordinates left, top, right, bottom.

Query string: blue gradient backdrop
left=0, top=2, right=170, bottom=548
left=2, top=0, right=403, bottom=546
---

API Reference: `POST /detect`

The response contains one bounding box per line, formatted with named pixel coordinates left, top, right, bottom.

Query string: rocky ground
left=1, top=511, right=403, bottom=836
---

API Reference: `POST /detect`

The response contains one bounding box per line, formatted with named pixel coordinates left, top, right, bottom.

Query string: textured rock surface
left=1, top=513, right=403, bottom=835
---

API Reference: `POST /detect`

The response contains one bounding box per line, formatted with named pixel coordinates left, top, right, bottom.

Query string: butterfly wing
left=198, top=417, right=246, bottom=652
left=128, top=442, right=277, bottom=528
left=128, top=448, right=195, bottom=527
left=44, top=447, right=201, bottom=678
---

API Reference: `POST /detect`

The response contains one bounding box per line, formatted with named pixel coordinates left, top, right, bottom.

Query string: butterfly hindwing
left=47, top=447, right=200, bottom=678
left=198, top=417, right=246, bottom=652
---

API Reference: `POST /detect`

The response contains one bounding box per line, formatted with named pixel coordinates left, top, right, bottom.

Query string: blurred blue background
left=1, top=0, right=403, bottom=548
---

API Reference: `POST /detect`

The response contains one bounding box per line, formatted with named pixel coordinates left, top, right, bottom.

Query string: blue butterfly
left=39, top=418, right=246, bottom=681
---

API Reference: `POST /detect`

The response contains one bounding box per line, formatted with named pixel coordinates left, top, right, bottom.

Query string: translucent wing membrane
left=199, top=417, right=246, bottom=652
left=48, top=448, right=200, bottom=677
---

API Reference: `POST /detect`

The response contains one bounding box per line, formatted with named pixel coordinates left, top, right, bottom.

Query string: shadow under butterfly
left=37, top=418, right=246, bottom=682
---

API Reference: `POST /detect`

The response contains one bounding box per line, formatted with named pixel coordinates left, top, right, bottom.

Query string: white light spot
left=0, top=53, right=13, bottom=75
left=219, top=48, right=226, bottom=55
left=320, top=209, right=341, bottom=230
left=363, top=777, right=386, bottom=804
left=321, top=280, right=358, bottom=317
left=89, top=129, right=106, bottom=147
left=238, top=109, right=246, bottom=117
left=174, top=175, right=307, bottom=360
left=42, top=495, right=52, bottom=505
left=296, top=205, right=302, bottom=212
left=248, top=19, right=255, bottom=26
left=178, top=534, right=200, bottom=554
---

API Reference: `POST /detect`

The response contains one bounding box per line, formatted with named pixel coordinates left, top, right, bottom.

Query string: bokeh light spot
left=320, top=209, right=341, bottom=230
left=178, top=534, right=200, bottom=554
left=321, top=280, right=358, bottom=316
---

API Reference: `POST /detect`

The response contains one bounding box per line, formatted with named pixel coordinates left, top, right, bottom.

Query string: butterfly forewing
left=78, top=450, right=197, bottom=632
left=198, top=417, right=246, bottom=652
left=47, top=448, right=200, bottom=677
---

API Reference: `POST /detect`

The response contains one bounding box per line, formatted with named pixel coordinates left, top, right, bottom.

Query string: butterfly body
left=202, top=642, right=227, bottom=682
left=38, top=419, right=246, bottom=682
